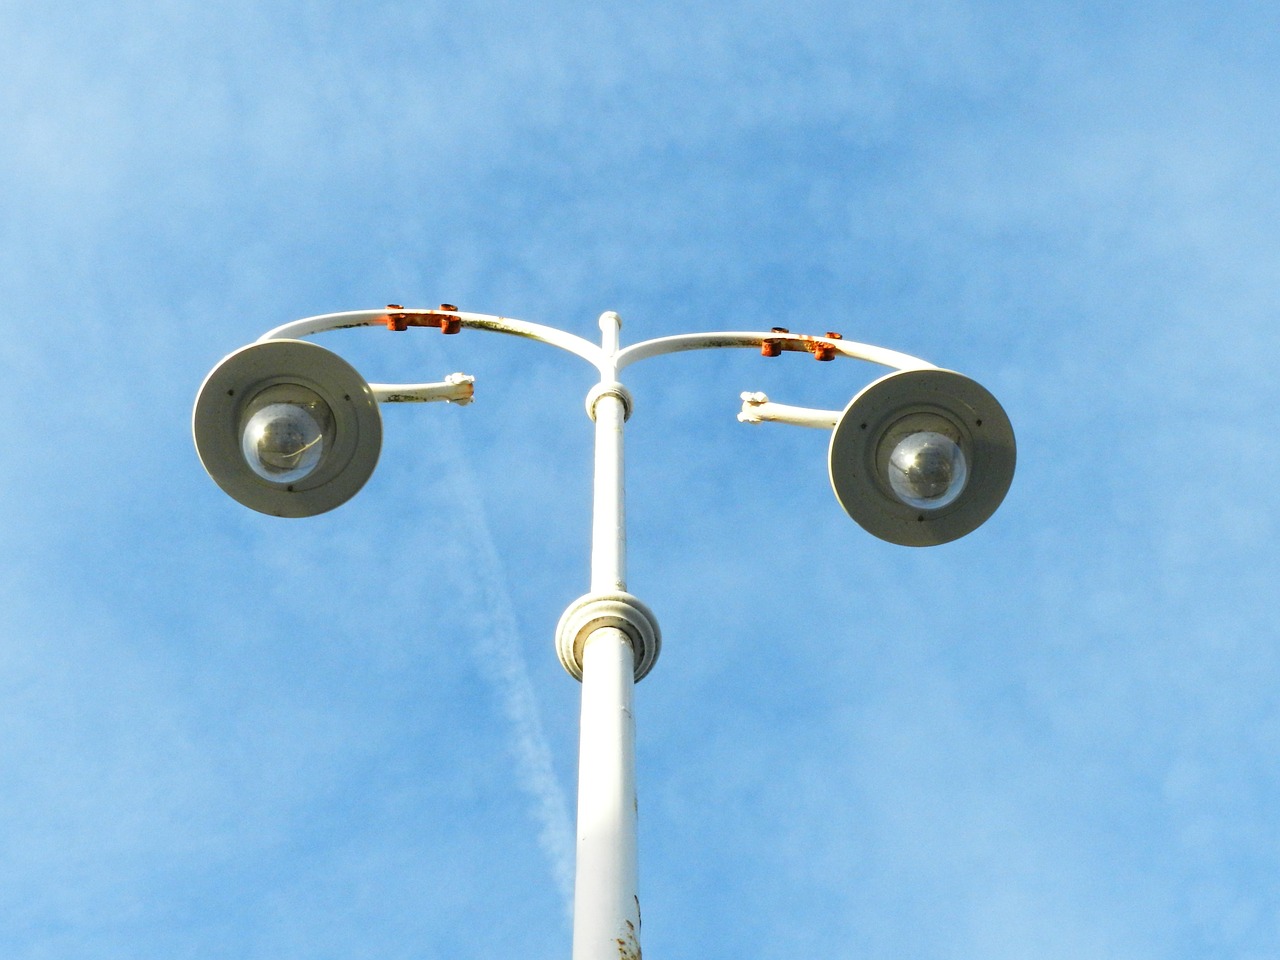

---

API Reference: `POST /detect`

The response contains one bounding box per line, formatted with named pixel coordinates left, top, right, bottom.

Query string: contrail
left=429, top=396, right=576, bottom=918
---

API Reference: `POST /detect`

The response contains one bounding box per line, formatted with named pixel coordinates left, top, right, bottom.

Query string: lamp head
left=829, top=368, right=1015, bottom=546
left=193, top=339, right=382, bottom=517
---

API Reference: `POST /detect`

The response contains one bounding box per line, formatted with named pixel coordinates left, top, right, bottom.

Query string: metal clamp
left=382, top=304, right=462, bottom=334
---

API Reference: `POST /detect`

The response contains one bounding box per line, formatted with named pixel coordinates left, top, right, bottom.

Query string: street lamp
left=827, top=367, right=1015, bottom=546
left=193, top=305, right=1015, bottom=959
left=193, top=339, right=384, bottom=517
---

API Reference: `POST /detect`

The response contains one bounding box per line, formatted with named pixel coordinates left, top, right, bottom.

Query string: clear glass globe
left=887, top=430, right=968, bottom=509
left=241, top=398, right=331, bottom=483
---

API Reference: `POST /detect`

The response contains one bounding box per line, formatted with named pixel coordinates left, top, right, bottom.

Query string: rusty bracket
left=760, top=327, right=844, bottom=361
left=382, top=304, right=462, bottom=334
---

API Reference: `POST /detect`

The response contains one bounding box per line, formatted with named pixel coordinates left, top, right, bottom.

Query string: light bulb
left=886, top=430, right=968, bottom=509
left=240, top=388, right=333, bottom=483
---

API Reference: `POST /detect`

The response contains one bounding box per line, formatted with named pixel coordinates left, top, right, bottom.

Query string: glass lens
left=241, top=391, right=333, bottom=483
left=887, top=430, right=968, bottom=509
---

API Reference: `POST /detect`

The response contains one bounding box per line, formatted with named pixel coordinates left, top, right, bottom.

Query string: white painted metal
left=571, top=626, right=642, bottom=960
left=370, top=373, right=475, bottom=405
left=570, top=311, right=642, bottom=959
left=589, top=403, right=628, bottom=593
left=590, top=313, right=628, bottom=594
left=555, top=592, right=661, bottom=683
left=616, top=329, right=935, bottom=372
left=256, top=309, right=389, bottom=342
left=738, top=391, right=841, bottom=429
left=459, top=313, right=607, bottom=372
left=259, top=308, right=607, bottom=372
left=260, top=309, right=930, bottom=377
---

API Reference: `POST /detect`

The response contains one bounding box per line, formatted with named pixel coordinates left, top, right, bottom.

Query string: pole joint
left=586, top=381, right=634, bottom=422
left=556, top=592, right=661, bottom=682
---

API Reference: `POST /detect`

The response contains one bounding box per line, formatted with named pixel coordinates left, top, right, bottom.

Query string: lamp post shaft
left=590, top=387, right=628, bottom=594
left=571, top=627, right=641, bottom=960
left=572, top=311, right=642, bottom=959
left=591, top=312, right=628, bottom=594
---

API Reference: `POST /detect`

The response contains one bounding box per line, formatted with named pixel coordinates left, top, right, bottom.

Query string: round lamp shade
left=193, top=339, right=382, bottom=517
left=829, top=369, right=1015, bottom=546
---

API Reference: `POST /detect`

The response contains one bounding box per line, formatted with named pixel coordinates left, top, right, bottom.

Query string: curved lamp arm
left=255, top=307, right=936, bottom=422
left=257, top=308, right=607, bottom=371
left=617, top=330, right=935, bottom=372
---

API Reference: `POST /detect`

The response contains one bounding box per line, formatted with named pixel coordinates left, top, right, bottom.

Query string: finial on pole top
left=599, top=311, right=622, bottom=356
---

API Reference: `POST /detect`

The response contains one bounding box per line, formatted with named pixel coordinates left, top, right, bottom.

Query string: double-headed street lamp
left=194, top=306, right=1015, bottom=959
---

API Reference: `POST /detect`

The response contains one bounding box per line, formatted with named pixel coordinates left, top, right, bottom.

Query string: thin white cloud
left=428, top=404, right=577, bottom=917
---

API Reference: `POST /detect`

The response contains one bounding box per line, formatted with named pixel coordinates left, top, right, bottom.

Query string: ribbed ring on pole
left=556, top=592, right=661, bottom=682
left=585, top=382, right=634, bottom=422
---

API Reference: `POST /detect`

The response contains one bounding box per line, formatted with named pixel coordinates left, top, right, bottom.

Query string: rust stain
left=612, top=904, right=642, bottom=960
left=760, top=328, right=845, bottom=362
left=381, top=303, right=463, bottom=334
left=811, top=341, right=836, bottom=361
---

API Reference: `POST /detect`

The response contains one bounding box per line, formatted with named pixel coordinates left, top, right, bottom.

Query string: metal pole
left=571, top=312, right=642, bottom=960
left=572, top=626, right=641, bottom=960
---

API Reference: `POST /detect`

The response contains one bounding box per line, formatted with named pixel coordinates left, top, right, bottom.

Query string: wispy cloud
left=428, top=400, right=576, bottom=917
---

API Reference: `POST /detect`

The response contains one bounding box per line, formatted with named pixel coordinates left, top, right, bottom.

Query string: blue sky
left=2, top=1, right=1278, bottom=957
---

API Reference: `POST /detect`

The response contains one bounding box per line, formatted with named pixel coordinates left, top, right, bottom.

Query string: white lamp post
left=194, top=304, right=1016, bottom=960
